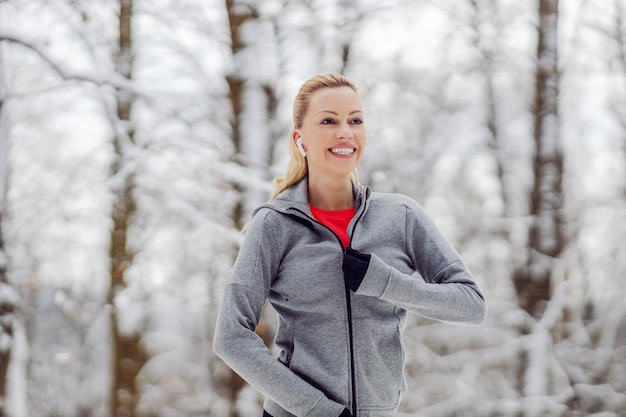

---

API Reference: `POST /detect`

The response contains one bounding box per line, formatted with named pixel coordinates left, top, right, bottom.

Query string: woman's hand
left=342, top=246, right=371, bottom=292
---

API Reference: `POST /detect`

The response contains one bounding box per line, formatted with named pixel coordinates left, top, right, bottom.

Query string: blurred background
left=0, top=0, right=625, bottom=416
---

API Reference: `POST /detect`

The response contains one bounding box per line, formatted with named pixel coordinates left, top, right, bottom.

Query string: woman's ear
left=292, top=130, right=306, bottom=157
left=296, top=138, right=307, bottom=157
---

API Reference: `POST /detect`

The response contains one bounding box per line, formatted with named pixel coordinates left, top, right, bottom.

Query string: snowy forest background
left=0, top=0, right=625, bottom=416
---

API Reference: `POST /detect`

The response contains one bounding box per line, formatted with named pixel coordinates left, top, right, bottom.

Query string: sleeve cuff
left=354, top=253, right=391, bottom=298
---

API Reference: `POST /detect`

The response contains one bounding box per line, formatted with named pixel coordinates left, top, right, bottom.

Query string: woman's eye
left=351, top=118, right=363, bottom=125
left=321, top=118, right=335, bottom=125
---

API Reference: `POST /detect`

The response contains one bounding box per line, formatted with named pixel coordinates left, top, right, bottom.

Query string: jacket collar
left=254, top=176, right=370, bottom=218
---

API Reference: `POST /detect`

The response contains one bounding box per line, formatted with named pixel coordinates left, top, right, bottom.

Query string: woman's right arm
left=213, top=210, right=346, bottom=417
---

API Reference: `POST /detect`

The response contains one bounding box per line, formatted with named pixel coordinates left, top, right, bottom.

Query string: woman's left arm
left=343, top=202, right=487, bottom=325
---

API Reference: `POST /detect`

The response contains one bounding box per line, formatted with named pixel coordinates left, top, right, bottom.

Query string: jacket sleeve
left=213, top=210, right=346, bottom=417
left=354, top=202, right=487, bottom=325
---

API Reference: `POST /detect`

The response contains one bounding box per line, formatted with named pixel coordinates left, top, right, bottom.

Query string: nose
left=336, top=122, right=354, bottom=140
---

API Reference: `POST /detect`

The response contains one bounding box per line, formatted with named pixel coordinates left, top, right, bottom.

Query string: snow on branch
left=0, top=31, right=145, bottom=97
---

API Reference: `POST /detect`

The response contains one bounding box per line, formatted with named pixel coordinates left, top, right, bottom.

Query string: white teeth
left=330, top=148, right=355, bottom=155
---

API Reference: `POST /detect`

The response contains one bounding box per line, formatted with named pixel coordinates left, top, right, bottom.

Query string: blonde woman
left=214, top=73, right=487, bottom=417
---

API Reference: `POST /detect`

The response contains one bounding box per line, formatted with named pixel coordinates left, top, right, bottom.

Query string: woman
left=213, top=73, right=487, bottom=417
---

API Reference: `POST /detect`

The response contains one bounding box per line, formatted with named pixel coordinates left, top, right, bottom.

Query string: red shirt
left=310, top=205, right=355, bottom=249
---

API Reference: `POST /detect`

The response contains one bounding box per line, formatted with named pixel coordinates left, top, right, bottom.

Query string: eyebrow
left=317, top=110, right=363, bottom=116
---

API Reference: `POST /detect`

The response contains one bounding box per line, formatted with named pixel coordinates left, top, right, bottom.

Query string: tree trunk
left=224, top=0, right=258, bottom=231
left=219, top=3, right=257, bottom=416
left=108, top=182, right=142, bottom=417
left=218, top=2, right=282, bottom=415
left=0, top=199, right=12, bottom=417
left=108, top=1, right=145, bottom=416
left=0, top=203, right=13, bottom=417
left=513, top=0, right=565, bottom=319
left=0, top=45, right=15, bottom=417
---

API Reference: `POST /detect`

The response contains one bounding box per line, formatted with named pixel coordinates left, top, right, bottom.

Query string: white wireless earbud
left=296, top=137, right=307, bottom=157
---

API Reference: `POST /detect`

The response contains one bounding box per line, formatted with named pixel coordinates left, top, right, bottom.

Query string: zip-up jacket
left=213, top=177, right=487, bottom=417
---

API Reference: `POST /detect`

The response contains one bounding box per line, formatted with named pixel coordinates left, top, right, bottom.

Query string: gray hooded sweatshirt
left=213, top=177, right=487, bottom=417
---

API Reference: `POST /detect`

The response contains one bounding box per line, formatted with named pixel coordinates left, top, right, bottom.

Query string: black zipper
left=344, top=285, right=357, bottom=417
left=345, top=202, right=367, bottom=417
left=288, top=198, right=367, bottom=417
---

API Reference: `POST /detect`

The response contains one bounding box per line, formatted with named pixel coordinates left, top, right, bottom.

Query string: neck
left=308, top=174, right=354, bottom=210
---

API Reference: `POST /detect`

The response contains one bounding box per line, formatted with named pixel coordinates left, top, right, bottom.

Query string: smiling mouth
left=329, top=147, right=355, bottom=155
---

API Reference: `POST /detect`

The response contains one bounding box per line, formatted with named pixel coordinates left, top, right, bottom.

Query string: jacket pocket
left=354, top=302, right=405, bottom=409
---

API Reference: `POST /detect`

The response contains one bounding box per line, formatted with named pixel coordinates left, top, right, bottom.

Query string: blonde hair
left=270, top=73, right=360, bottom=200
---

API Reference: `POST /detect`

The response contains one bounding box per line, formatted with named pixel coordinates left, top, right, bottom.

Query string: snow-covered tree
left=0, top=36, right=18, bottom=417
left=106, top=1, right=148, bottom=416
left=513, top=0, right=564, bottom=319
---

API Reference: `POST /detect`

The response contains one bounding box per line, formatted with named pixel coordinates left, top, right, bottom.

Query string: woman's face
left=294, top=87, right=366, bottom=180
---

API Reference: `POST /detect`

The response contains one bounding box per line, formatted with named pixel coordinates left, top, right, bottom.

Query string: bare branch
left=0, top=31, right=143, bottom=95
